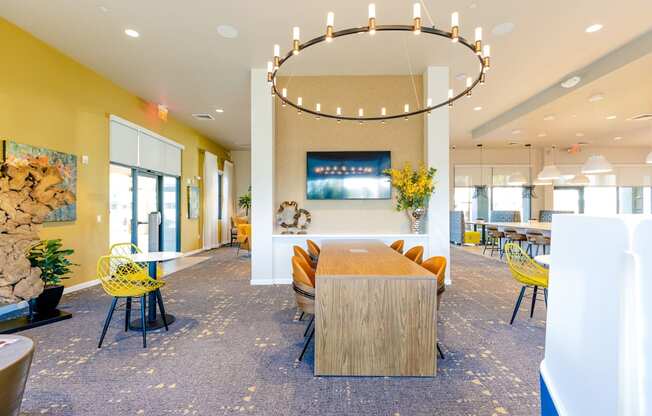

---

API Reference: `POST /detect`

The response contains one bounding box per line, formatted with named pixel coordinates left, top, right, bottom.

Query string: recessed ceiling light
left=455, top=73, right=468, bottom=81
left=613, top=136, right=623, bottom=141
left=124, top=29, right=140, bottom=38
left=474, top=106, right=483, bottom=111
left=585, top=24, right=603, bottom=33
left=512, top=129, right=522, bottom=135
left=217, top=25, right=239, bottom=39
left=588, top=93, right=605, bottom=103
left=576, top=132, right=585, bottom=137
left=606, top=115, right=617, bottom=120
left=215, top=108, right=225, bottom=113
left=543, top=115, right=556, bottom=121
left=561, top=76, right=581, bottom=89
left=492, top=22, right=515, bottom=36
left=537, top=133, right=547, bottom=138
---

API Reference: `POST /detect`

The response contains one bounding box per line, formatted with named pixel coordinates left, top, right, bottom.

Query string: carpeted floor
left=15, top=246, right=546, bottom=416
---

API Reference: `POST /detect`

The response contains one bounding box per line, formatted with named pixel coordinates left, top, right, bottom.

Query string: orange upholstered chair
left=292, top=256, right=315, bottom=361
left=404, top=246, right=424, bottom=264
left=293, top=245, right=316, bottom=268
left=390, top=240, right=405, bottom=254
left=293, top=247, right=315, bottom=286
left=306, top=240, right=321, bottom=261
left=421, top=256, right=447, bottom=359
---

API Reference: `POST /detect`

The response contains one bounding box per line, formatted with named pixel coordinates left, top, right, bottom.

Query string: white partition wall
left=541, top=215, right=652, bottom=415
left=424, top=67, right=451, bottom=283
left=250, top=68, right=275, bottom=284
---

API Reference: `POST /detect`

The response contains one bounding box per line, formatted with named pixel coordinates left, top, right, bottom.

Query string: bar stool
left=483, top=226, right=504, bottom=257
left=504, top=228, right=527, bottom=251
left=525, top=231, right=543, bottom=256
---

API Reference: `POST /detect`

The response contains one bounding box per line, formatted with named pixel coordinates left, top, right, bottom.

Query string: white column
left=424, top=67, right=451, bottom=283
left=250, top=69, right=274, bottom=284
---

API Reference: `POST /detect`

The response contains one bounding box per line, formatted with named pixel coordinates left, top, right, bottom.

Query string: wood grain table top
left=316, top=240, right=435, bottom=279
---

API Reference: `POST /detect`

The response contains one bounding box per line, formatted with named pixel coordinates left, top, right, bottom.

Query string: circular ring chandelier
left=267, top=3, right=491, bottom=122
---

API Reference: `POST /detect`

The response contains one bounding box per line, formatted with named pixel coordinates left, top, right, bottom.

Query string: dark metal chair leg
left=510, top=286, right=527, bottom=325
left=298, top=311, right=304, bottom=321
left=437, top=342, right=445, bottom=359
left=98, top=297, right=118, bottom=348
left=544, top=288, right=548, bottom=307
left=141, top=295, right=147, bottom=348
left=530, top=286, right=538, bottom=318
left=304, top=315, right=314, bottom=337
left=155, top=290, right=169, bottom=331
left=124, top=297, right=132, bottom=331
left=298, top=327, right=315, bottom=362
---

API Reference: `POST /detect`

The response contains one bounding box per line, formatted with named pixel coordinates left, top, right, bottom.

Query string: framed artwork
left=187, top=186, right=200, bottom=219
left=3, top=140, right=77, bottom=222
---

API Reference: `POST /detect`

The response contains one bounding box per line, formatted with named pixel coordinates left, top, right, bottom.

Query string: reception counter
left=270, top=233, right=430, bottom=284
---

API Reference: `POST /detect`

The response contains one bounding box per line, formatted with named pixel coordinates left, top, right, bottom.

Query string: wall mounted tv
left=306, top=151, right=391, bottom=200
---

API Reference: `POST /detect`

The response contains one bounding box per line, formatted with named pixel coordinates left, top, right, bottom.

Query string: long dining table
left=314, top=240, right=438, bottom=377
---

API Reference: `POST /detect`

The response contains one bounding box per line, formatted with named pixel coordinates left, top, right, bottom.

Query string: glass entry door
left=136, top=173, right=160, bottom=252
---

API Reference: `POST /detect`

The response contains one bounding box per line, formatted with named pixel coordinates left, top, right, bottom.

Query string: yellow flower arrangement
left=384, top=163, right=437, bottom=212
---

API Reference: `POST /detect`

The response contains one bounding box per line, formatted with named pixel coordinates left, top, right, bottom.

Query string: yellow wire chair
left=96, top=255, right=168, bottom=348
left=503, top=243, right=549, bottom=325
left=109, top=242, right=163, bottom=278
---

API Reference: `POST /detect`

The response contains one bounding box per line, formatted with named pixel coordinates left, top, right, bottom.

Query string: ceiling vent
left=192, top=113, right=215, bottom=121
left=629, top=113, right=652, bottom=121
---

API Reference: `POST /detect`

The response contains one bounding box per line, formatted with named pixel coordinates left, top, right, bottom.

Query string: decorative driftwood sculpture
left=0, top=161, right=75, bottom=303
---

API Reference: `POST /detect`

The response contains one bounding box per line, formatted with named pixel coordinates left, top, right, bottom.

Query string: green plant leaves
left=27, top=239, right=78, bottom=286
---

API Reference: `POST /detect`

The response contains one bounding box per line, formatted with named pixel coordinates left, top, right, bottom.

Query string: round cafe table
left=128, top=251, right=184, bottom=331
left=534, top=254, right=551, bottom=268
left=0, top=335, right=34, bottom=415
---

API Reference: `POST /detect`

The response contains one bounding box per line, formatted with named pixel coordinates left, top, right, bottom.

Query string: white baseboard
left=250, top=277, right=292, bottom=286
left=63, top=279, right=101, bottom=295
left=0, top=300, right=29, bottom=316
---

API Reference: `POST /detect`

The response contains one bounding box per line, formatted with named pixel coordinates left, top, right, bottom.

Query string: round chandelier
left=266, top=3, right=491, bottom=122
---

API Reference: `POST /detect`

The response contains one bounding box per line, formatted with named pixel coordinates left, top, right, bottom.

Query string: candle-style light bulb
left=426, top=98, right=432, bottom=114
left=358, top=108, right=364, bottom=117
left=474, top=27, right=483, bottom=55
left=466, top=77, right=473, bottom=96
left=368, top=4, right=377, bottom=35
left=326, top=12, right=335, bottom=42
left=448, top=89, right=454, bottom=107
left=266, top=61, right=273, bottom=83
left=483, top=44, right=491, bottom=71
left=336, top=107, right=342, bottom=116
left=404, top=103, right=410, bottom=120
left=292, top=27, right=300, bottom=55
left=451, top=12, right=459, bottom=42
left=273, top=44, right=281, bottom=68
left=315, top=103, right=321, bottom=119
left=281, top=88, right=287, bottom=106
left=381, top=107, right=387, bottom=116
left=413, top=3, right=421, bottom=34
left=297, top=96, right=303, bottom=114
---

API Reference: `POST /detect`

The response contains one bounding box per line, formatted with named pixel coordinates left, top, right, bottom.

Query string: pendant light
left=537, top=145, right=561, bottom=181
left=581, top=154, right=613, bottom=174
left=569, top=173, right=590, bottom=185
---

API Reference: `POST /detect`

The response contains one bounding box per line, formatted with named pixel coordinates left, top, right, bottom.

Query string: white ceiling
left=2, top=0, right=652, bottom=150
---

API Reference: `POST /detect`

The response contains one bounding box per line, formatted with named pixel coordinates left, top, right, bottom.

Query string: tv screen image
left=306, top=151, right=391, bottom=200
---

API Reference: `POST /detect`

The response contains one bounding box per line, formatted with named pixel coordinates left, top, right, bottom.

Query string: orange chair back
left=306, top=240, right=321, bottom=258
left=292, top=249, right=315, bottom=286
left=291, top=256, right=315, bottom=314
left=293, top=245, right=313, bottom=266
left=422, top=256, right=447, bottom=309
left=390, top=239, right=405, bottom=254
left=404, top=246, right=424, bottom=264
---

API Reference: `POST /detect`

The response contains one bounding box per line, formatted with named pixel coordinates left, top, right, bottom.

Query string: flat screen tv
left=306, top=151, right=391, bottom=200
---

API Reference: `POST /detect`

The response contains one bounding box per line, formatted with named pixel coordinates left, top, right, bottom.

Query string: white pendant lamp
left=581, top=154, right=613, bottom=174
left=569, top=173, right=590, bottom=185
left=537, top=146, right=561, bottom=181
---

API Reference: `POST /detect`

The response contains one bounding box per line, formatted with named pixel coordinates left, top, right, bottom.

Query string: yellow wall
left=275, top=75, right=424, bottom=234
left=0, top=18, right=229, bottom=286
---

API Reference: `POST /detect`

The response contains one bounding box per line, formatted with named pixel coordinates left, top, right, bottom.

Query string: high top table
left=128, top=251, right=183, bottom=331
left=315, top=240, right=437, bottom=377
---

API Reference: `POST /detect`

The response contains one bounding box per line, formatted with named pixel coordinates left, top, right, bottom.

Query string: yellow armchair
left=236, top=224, right=251, bottom=255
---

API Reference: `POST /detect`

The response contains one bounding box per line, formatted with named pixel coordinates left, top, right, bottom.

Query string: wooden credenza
left=314, top=240, right=437, bottom=377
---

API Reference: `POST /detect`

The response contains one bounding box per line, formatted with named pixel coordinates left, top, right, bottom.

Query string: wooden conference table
left=314, top=240, right=437, bottom=377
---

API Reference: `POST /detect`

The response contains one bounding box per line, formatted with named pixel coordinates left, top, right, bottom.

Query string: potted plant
left=27, top=239, right=77, bottom=315
left=384, top=163, right=437, bottom=234
left=239, top=186, right=252, bottom=217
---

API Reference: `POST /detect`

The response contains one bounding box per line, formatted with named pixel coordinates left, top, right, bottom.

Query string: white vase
left=407, top=208, right=426, bottom=234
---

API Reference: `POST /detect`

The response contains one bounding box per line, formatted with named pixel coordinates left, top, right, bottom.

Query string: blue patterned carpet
left=15, top=246, right=546, bottom=416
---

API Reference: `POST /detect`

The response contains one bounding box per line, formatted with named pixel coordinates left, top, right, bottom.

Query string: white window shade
left=110, top=116, right=183, bottom=177
left=110, top=121, right=138, bottom=167
left=492, top=166, right=530, bottom=186
left=616, top=166, right=652, bottom=187
left=454, top=166, right=492, bottom=187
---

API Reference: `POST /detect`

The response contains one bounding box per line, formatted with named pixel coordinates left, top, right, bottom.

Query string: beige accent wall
left=231, top=150, right=251, bottom=216
left=275, top=76, right=424, bottom=234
